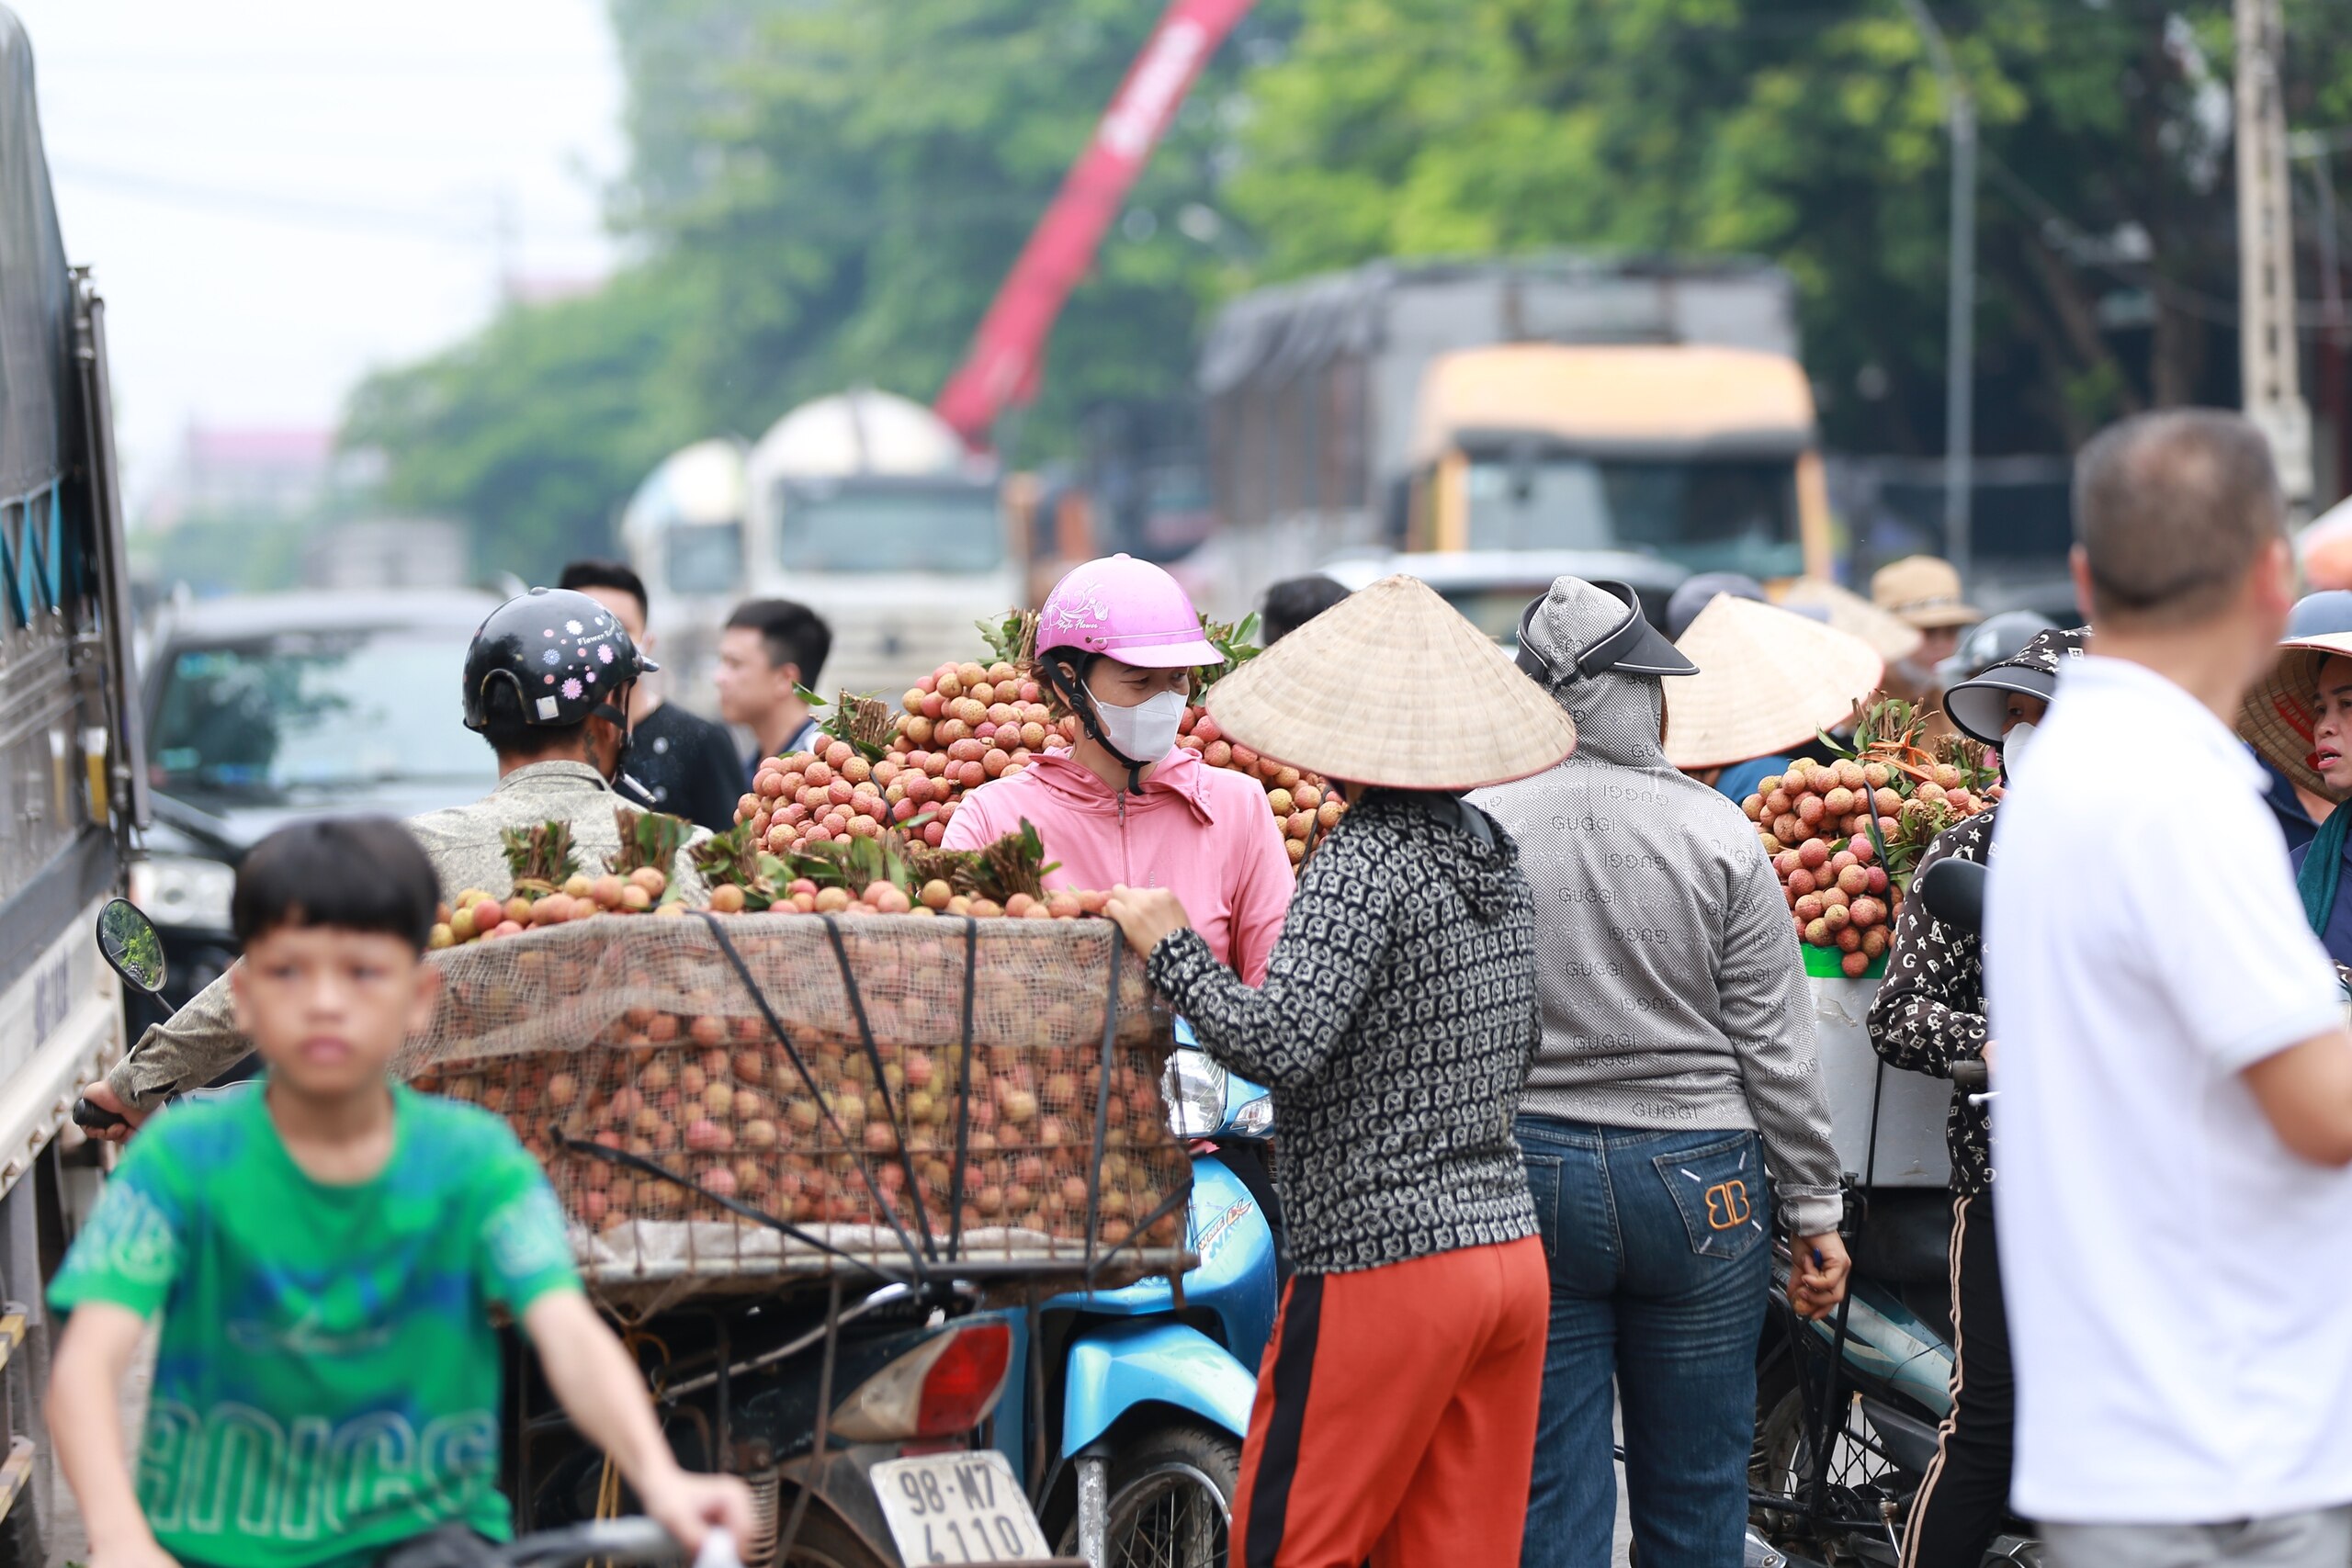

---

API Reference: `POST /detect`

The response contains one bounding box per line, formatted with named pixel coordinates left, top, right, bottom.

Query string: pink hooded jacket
left=943, top=747, right=1294, bottom=983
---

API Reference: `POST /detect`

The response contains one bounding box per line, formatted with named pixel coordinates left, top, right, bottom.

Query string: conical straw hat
left=2239, top=632, right=2352, bottom=798
left=1205, top=574, right=1577, bottom=790
left=1665, top=597, right=1885, bottom=770
left=1778, top=578, right=1925, bottom=664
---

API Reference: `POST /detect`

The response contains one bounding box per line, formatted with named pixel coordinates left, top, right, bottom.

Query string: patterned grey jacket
left=106, top=761, right=711, bottom=1111
left=1148, top=791, right=1542, bottom=1275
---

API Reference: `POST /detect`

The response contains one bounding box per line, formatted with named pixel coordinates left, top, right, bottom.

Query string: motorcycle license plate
left=870, top=1451, right=1053, bottom=1564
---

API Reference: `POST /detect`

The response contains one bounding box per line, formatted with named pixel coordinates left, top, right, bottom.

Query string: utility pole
left=2238, top=0, right=2313, bottom=519
left=1899, top=0, right=1975, bottom=581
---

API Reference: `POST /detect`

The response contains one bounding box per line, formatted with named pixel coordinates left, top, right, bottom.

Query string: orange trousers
left=1230, top=1236, right=1549, bottom=1568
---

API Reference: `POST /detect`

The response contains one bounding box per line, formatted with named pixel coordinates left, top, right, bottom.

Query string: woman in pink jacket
left=944, top=554, right=1295, bottom=984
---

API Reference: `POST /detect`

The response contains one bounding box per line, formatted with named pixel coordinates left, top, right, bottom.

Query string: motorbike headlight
left=129, top=855, right=236, bottom=931
left=1161, top=1047, right=1227, bottom=1139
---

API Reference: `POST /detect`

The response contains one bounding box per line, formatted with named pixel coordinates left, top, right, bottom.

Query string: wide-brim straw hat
left=1777, top=578, right=1926, bottom=665
left=1664, top=596, right=1884, bottom=770
left=2241, top=632, right=2352, bottom=799
left=1205, top=574, right=1577, bottom=789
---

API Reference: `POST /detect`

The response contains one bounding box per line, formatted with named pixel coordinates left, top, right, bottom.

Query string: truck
left=1193, top=254, right=1836, bottom=618
left=626, top=391, right=1018, bottom=702
left=0, top=8, right=150, bottom=1562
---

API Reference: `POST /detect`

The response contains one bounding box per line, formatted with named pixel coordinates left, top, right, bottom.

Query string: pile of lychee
left=736, top=660, right=1070, bottom=857
left=430, top=867, right=676, bottom=947
left=1743, top=755, right=1988, bottom=977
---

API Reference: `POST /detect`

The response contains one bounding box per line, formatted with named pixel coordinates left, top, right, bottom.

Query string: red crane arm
left=933, top=0, right=1256, bottom=446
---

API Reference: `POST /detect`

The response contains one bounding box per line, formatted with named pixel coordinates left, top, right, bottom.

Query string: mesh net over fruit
left=396, top=912, right=1187, bottom=1304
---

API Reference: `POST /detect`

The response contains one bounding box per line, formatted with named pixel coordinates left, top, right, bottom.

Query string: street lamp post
left=1899, top=0, right=1976, bottom=583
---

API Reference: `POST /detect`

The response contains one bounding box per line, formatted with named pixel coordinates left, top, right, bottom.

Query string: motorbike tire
left=775, top=1507, right=892, bottom=1568
left=1057, top=1419, right=1241, bottom=1568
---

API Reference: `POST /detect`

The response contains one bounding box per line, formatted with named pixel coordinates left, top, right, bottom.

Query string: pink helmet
left=1035, top=554, right=1221, bottom=669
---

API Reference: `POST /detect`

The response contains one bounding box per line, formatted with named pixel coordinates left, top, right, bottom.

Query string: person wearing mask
left=558, top=559, right=748, bottom=833
left=1990, top=410, right=2352, bottom=1568
left=944, top=554, right=1294, bottom=984
left=2249, top=591, right=2352, bottom=855
left=1100, top=573, right=1574, bottom=1568
left=947, top=556, right=1298, bottom=1267
left=1473, top=576, right=1849, bottom=1568
left=1258, top=574, right=1352, bottom=645
left=77, top=588, right=710, bottom=1135
left=714, top=598, right=831, bottom=765
left=1661, top=592, right=1883, bottom=803
left=1868, top=626, right=2086, bottom=1568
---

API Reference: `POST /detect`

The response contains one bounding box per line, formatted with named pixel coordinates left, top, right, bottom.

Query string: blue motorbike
left=995, top=1023, right=1280, bottom=1568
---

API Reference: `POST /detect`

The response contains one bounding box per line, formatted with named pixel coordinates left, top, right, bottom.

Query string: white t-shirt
left=1987, top=655, right=2350, bottom=1523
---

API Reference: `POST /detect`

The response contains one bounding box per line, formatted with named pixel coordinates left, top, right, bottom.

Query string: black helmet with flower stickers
left=461, top=587, right=658, bottom=732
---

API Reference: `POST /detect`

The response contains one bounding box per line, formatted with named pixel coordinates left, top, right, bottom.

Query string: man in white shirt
left=1988, top=409, right=2352, bottom=1567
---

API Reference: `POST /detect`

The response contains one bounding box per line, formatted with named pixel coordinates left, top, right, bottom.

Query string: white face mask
left=1092, top=687, right=1186, bottom=762
left=2001, top=719, right=2037, bottom=772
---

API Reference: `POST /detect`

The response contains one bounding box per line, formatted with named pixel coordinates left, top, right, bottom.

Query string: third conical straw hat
left=1206, top=574, right=1577, bottom=790
left=1665, top=596, right=1884, bottom=770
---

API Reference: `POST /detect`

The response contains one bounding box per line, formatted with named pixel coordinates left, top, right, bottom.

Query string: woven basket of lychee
left=1743, top=697, right=2002, bottom=980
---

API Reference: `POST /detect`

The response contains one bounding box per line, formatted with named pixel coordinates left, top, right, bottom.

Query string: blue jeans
left=1516, top=1116, right=1771, bottom=1568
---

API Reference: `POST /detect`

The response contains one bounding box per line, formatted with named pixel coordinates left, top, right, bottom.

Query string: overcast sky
left=9, top=0, right=625, bottom=512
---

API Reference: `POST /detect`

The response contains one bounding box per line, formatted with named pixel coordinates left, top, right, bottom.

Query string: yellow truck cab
left=1403, top=343, right=1834, bottom=582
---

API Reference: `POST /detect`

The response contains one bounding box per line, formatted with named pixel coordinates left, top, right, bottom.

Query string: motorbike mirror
left=1915, top=858, right=1986, bottom=937
left=96, top=897, right=167, bottom=996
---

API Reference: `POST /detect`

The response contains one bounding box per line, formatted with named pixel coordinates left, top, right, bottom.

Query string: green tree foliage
left=1227, top=0, right=2352, bottom=454
left=347, top=0, right=2352, bottom=576
left=346, top=0, right=1280, bottom=578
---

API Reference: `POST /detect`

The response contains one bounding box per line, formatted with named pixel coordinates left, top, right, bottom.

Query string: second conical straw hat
left=1778, top=577, right=1926, bottom=665
left=1205, top=574, right=1577, bottom=790
left=1665, top=595, right=1884, bottom=770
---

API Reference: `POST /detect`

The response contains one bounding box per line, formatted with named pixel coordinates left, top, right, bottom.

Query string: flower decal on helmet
left=596, top=643, right=615, bottom=664
left=541, top=649, right=560, bottom=667
left=565, top=619, right=584, bottom=635
left=561, top=678, right=583, bottom=700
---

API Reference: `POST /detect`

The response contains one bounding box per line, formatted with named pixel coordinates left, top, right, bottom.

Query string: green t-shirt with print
left=51, top=1083, right=580, bottom=1568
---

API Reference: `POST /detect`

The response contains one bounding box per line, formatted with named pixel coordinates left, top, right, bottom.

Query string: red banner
left=933, top=0, right=1256, bottom=446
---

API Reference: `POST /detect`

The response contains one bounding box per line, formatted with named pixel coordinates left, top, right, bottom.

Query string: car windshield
left=1465, top=457, right=1802, bottom=579
left=149, top=630, right=493, bottom=801
left=775, top=481, right=1004, bottom=573
left=668, top=523, right=743, bottom=595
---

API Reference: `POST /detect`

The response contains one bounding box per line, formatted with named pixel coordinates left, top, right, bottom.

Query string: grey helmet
left=1935, top=610, right=2059, bottom=693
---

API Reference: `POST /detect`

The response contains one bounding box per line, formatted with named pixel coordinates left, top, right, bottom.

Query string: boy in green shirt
left=48, top=818, right=751, bottom=1568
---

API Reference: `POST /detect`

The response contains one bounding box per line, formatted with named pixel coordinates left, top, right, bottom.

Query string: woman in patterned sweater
left=1103, top=575, right=1576, bottom=1568
left=1867, top=626, right=2084, bottom=1568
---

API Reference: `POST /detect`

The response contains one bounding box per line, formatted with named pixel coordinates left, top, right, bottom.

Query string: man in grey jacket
left=82, top=588, right=710, bottom=1133
left=1475, top=575, right=1845, bottom=1568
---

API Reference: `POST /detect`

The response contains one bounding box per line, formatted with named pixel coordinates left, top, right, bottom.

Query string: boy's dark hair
left=2074, top=409, right=2285, bottom=628
left=233, top=817, right=440, bottom=953
left=558, top=558, right=650, bottom=620
left=726, top=598, right=831, bottom=687
left=475, top=680, right=587, bottom=759
left=1260, top=576, right=1351, bottom=645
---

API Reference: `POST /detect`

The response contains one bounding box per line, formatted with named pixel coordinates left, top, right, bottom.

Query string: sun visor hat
left=1516, top=580, right=1697, bottom=685
left=1944, top=667, right=2056, bottom=747
left=1942, top=626, right=2086, bottom=748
